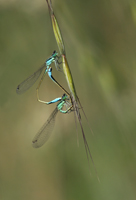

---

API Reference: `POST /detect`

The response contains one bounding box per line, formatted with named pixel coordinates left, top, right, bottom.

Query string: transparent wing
left=16, top=63, right=46, bottom=94
left=32, top=107, right=58, bottom=148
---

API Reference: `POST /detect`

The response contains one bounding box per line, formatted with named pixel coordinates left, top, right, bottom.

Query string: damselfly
left=16, top=51, right=60, bottom=94
left=32, top=93, right=72, bottom=148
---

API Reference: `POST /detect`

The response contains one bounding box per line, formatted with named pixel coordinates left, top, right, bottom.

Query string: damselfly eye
left=52, top=50, right=56, bottom=55
left=62, top=94, right=66, bottom=98
left=62, top=94, right=67, bottom=100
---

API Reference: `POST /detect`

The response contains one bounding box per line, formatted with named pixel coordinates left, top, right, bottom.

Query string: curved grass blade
left=78, top=113, right=100, bottom=182
left=62, top=54, right=77, bottom=100
left=46, top=0, right=65, bottom=55
left=46, top=0, right=98, bottom=179
left=46, top=1, right=77, bottom=101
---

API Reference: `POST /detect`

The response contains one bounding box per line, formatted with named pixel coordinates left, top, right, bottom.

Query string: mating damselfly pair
left=16, top=51, right=73, bottom=148
left=17, top=0, right=99, bottom=179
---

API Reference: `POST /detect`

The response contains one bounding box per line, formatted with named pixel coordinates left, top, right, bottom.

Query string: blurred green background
left=1, top=0, right=136, bottom=199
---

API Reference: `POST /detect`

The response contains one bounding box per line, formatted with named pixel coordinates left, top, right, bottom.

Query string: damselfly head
left=62, top=93, right=67, bottom=100
left=52, top=50, right=58, bottom=57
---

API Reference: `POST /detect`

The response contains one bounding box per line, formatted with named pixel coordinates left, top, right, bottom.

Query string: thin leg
left=60, top=104, right=73, bottom=113
left=54, top=61, right=62, bottom=72
left=54, top=56, right=63, bottom=72
left=36, top=71, right=48, bottom=104
left=56, top=55, right=62, bottom=65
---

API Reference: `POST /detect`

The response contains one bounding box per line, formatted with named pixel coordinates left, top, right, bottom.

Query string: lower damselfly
left=32, top=93, right=72, bottom=148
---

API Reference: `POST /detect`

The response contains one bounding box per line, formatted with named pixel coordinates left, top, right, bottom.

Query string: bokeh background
left=1, top=0, right=136, bottom=199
